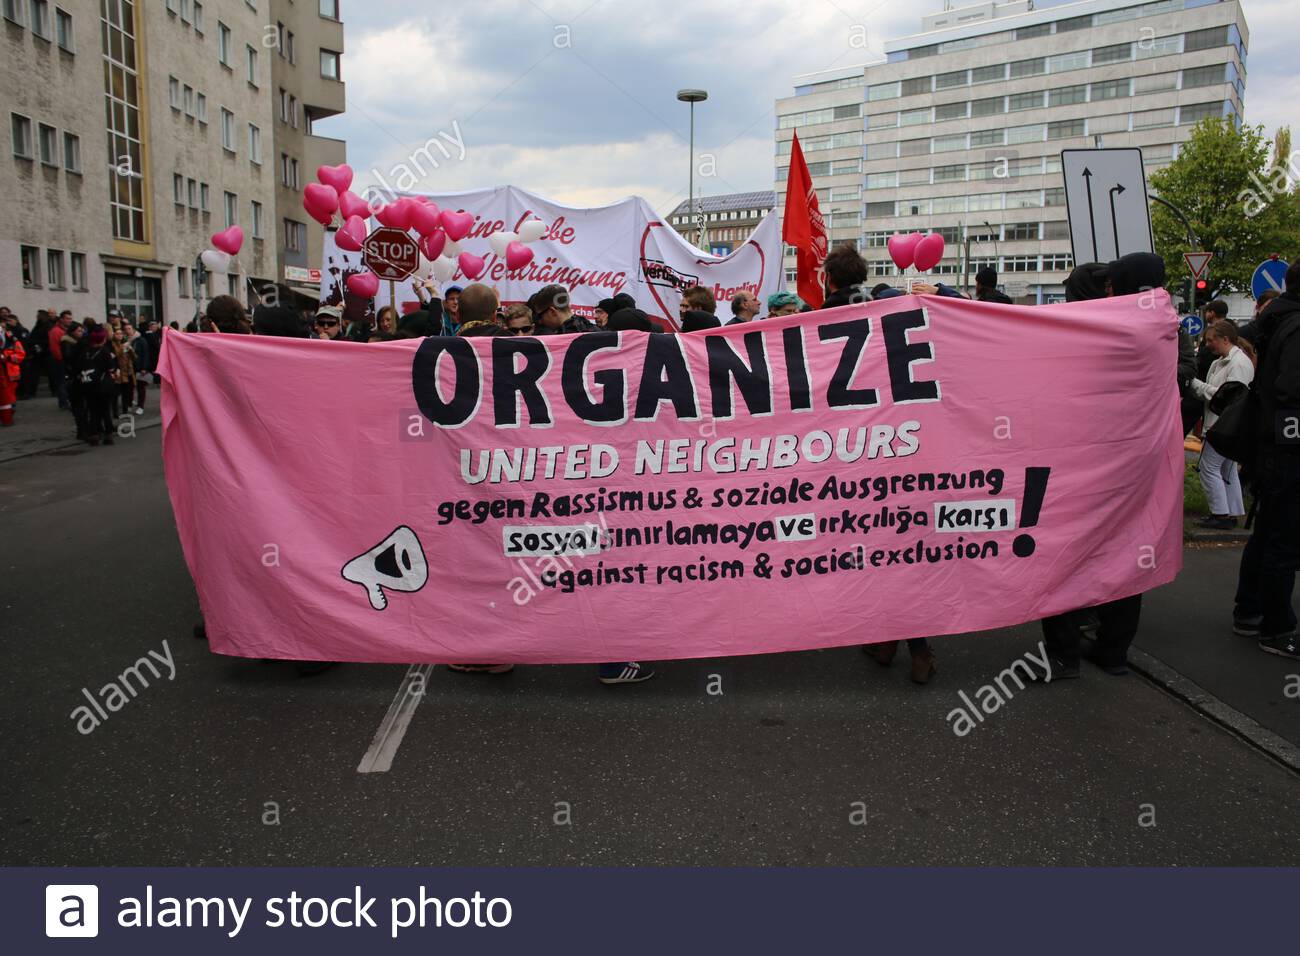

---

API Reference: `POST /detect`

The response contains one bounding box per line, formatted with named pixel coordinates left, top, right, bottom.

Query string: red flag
left=781, top=131, right=827, bottom=309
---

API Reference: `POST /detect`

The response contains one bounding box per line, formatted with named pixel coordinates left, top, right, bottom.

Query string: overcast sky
left=316, top=0, right=1294, bottom=216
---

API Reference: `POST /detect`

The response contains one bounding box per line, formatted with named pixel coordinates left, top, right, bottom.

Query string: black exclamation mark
left=1013, top=467, right=1051, bottom=558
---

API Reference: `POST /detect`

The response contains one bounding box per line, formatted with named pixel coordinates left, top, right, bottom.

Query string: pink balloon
left=441, top=210, right=474, bottom=242
left=335, top=215, right=368, bottom=252
left=374, top=201, right=412, bottom=232
left=418, top=230, right=447, bottom=261
left=886, top=232, right=922, bottom=271
left=317, top=164, right=353, bottom=194
left=338, top=190, right=371, bottom=221
left=457, top=252, right=485, bottom=280
left=409, top=201, right=442, bottom=237
left=211, top=226, right=243, bottom=256
left=347, top=271, right=380, bottom=298
left=303, top=183, right=339, bottom=226
left=504, top=241, right=534, bottom=272
left=913, top=233, right=946, bottom=272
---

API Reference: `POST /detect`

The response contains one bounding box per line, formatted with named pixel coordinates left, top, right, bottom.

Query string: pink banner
left=159, top=292, right=1185, bottom=664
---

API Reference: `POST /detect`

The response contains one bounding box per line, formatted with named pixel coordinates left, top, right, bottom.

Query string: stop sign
left=362, top=227, right=420, bottom=280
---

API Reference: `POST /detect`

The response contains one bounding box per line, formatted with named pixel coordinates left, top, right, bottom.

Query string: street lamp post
left=677, top=88, right=708, bottom=248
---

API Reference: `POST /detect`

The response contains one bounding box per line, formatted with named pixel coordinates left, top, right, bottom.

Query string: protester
left=502, top=304, right=534, bottom=335
left=765, top=292, right=803, bottom=317
left=61, top=322, right=87, bottom=440
left=441, top=285, right=463, bottom=335
left=1190, top=319, right=1256, bottom=529
left=727, top=290, right=761, bottom=324
left=72, top=323, right=118, bottom=445
left=455, top=283, right=502, bottom=337
left=1239, top=289, right=1279, bottom=348
left=606, top=307, right=657, bottom=332
left=1234, top=258, right=1300, bottom=661
left=530, top=284, right=595, bottom=334
left=313, top=305, right=345, bottom=340
left=820, top=244, right=871, bottom=309
left=594, top=298, right=618, bottom=328
left=679, top=286, right=717, bottom=323
left=110, top=325, right=137, bottom=420
left=23, top=309, right=50, bottom=400
left=974, top=267, right=1013, bottom=304
left=122, top=321, right=149, bottom=413
left=376, top=305, right=399, bottom=336
left=680, top=311, right=721, bottom=332
left=252, top=304, right=309, bottom=338
left=0, top=320, right=25, bottom=426
left=48, top=310, right=73, bottom=408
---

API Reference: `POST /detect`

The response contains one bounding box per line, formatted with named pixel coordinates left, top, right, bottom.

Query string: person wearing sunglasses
left=313, top=305, right=345, bottom=341
left=502, top=303, right=534, bottom=335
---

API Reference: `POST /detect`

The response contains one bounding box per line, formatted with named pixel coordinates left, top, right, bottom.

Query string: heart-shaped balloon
left=374, top=201, right=413, bottom=232
left=458, top=252, right=485, bottom=280
left=335, top=215, right=368, bottom=252
left=488, top=230, right=520, bottom=257
left=211, top=226, right=244, bottom=256
left=410, top=201, right=442, bottom=237
left=303, top=183, right=339, bottom=226
left=440, top=210, right=474, bottom=242
left=912, top=233, right=946, bottom=272
left=430, top=257, right=458, bottom=282
left=338, top=190, right=371, bottom=221
left=504, top=241, right=534, bottom=271
left=347, top=271, right=380, bottom=298
left=442, top=239, right=462, bottom=259
left=886, top=232, right=922, bottom=271
left=517, top=218, right=546, bottom=243
left=418, top=230, right=447, bottom=261
left=200, top=249, right=230, bottom=274
left=317, top=164, right=353, bottom=195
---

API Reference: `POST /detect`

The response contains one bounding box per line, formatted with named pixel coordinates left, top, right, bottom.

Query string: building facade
left=0, top=0, right=345, bottom=326
left=774, top=0, right=1248, bottom=302
left=668, top=190, right=776, bottom=255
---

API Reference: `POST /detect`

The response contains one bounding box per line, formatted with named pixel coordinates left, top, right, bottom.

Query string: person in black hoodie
left=819, top=243, right=871, bottom=310
left=1235, top=258, right=1300, bottom=660
left=530, top=284, right=596, bottom=335
left=974, top=267, right=1013, bottom=304
left=73, top=324, right=118, bottom=446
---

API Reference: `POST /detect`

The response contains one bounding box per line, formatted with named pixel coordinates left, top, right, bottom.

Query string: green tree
left=1149, top=118, right=1295, bottom=298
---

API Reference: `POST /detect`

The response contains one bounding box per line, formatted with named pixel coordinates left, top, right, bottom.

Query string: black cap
left=975, top=267, right=998, bottom=287
left=596, top=297, right=619, bottom=315
left=606, top=308, right=656, bottom=333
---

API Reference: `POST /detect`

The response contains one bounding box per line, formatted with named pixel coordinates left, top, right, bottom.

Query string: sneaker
left=1258, top=633, right=1300, bottom=660
left=1026, top=655, right=1081, bottom=683
left=1195, top=514, right=1237, bottom=530
left=446, top=663, right=514, bottom=674
left=133, top=406, right=144, bottom=415
left=1082, top=644, right=1129, bottom=675
left=1232, top=614, right=1263, bottom=638
left=862, top=640, right=899, bottom=666
left=910, top=648, right=937, bottom=685
left=598, top=661, right=655, bottom=684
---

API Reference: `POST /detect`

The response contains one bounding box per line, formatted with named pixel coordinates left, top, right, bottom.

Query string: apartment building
left=0, top=0, right=345, bottom=325
left=774, top=0, right=1248, bottom=302
left=667, top=190, right=776, bottom=255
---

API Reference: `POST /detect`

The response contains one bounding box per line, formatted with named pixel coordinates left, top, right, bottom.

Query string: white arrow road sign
left=1062, top=148, right=1154, bottom=265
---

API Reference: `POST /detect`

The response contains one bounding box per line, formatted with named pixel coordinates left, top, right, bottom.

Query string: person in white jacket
left=1191, top=319, right=1256, bottom=529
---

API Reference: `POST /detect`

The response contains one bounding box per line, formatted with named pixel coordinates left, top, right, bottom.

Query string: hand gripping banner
left=159, top=292, right=1184, bottom=664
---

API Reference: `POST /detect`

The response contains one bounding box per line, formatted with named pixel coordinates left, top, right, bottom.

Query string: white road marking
left=357, top=663, right=433, bottom=774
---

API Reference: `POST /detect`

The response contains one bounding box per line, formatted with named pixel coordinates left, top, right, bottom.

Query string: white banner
left=320, top=185, right=785, bottom=327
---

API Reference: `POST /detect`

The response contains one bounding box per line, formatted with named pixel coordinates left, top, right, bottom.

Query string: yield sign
left=1184, top=252, right=1213, bottom=280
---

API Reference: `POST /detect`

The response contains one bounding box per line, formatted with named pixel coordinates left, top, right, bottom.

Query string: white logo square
left=45, top=884, right=99, bottom=938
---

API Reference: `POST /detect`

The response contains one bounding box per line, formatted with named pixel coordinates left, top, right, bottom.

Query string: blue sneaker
left=598, top=662, right=655, bottom=684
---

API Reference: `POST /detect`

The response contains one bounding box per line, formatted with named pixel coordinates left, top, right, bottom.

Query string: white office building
left=774, top=0, right=1248, bottom=302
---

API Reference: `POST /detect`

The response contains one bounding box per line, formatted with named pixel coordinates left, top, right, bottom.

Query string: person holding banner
left=819, top=244, right=871, bottom=310
left=530, top=285, right=595, bottom=335
left=1189, top=320, right=1255, bottom=530
left=765, top=292, right=803, bottom=318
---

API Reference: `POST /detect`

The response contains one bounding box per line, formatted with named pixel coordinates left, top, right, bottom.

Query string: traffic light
left=1194, top=277, right=1210, bottom=310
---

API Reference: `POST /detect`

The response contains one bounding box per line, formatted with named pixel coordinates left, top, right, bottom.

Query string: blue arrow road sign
left=1180, top=314, right=1204, bottom=338
left=1252, top=259, right=1288, bottom=299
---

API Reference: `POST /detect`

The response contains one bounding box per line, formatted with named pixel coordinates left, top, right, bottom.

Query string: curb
left=1127, top=645, right=1300, bottom=775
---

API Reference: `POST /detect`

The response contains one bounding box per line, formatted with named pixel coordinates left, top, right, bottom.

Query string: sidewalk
left=0, top=393, right=162, bottom=463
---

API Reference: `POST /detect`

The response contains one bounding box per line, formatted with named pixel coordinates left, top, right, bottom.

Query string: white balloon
left=517, top=219, right=546, bottom=242
left=200, top=249, right=231, bottom=274
left=441, top=239, right=462, bottom=259
left=488, top=230, right=519, bottom=257
left=430, top=257, right=457, bottom=281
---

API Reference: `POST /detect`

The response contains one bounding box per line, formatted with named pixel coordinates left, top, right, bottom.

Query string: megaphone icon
left=341, top=525, right=429, bottom=611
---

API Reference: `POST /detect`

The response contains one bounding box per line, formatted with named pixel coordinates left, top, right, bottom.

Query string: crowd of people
left=6, top=243, right=1297, bottom=676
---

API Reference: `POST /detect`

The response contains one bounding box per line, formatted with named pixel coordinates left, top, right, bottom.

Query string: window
left=1180, top=102, right=1222, bottom=125
left=867, top=81, right=900, bottom=101
left=1050, top=85, right=1087, bottom=107
left=832, top=103, right=861, bottom=120
left=1183, top=64, right=1225, bottom=88
left=62, top=131, right=79, bottom=172
left=1008, top=124, right=1045, bottom=144
left=70, top=252, right=85, bottom=289
left=37, top=123, right=57, bottom=165
left=1016, top=23, right=1050, bottom=40
left=1134, top=72, right=1176, bottom=94
left=933, top=133, right=966, bottom=152
left=1136, top=35, right=1180, bottom=59
left=174, top=173, right=184, bottom=204
left=970, top=128, right=1004, bottom=147
left=200, top=183, right=210, bottom=212
left=830, top=158, right=860, bottom=175
left=1043, top=187, right=1065, bottom=207
left=1057, top=15, right=1091, bottom=32
left=933, top=164, right=965, bottom=183
left=1009, top=57, right=1044, bottom=78
left=901, top=76, right=931, bottom=96
left=169, top=76, right=181, bottom=110
left=1132, top=108, right=1174, bottom=130
left=11, top=113, right=32, bottom=158
left=251, top=200, right=263, bottom=238
left=1047, top=51, right=1088, bottom=73
left=2, top=0, right=23, bottom=24
left=865, top=201, right=895, bottom=218
left=21, top=245, right=40, bottom=286
left=931, top=196, right=964, bottom=214
left=248, top=124, right=261, bottom=164
left=1042, top=254, right=1073, bottom=271
left=1092, top=43, right=1132, bottom=65
left=971, top=96, right=1004, bottom=117
left=1184, top=26, right=1227, bottom=53
left=187, top=178, right=197, bottom=208
left=898, top=198, right=931, bottom=216
left=1043, top=219, right=1070, bottom=240
left=1047, top=119, right=1085, bottom=140
left=866, top=172, right=898, bottom=189
left=830, top=186, right=860, bottom=201
left=217, top=21, right=230, bottom=65
left=184, top=85, right=194, bottom=116
left=30, top=0, right=49, bottom=38
left=178, top=265, right=189, bottom=298
left=900, top=107, right=930, bottom=126
left=220, top=108, right=235, bottom=151
left=285, top=29, right=295, bottom=63
left=283, top=218, right=305, bottom=252
left=223, top=190, right=237, bottom=228
left=46, top=249, right=64, bottom=288
left=900, top=137, right=929, bottom=156
left=1008, top=91, right=1043, bottom=111
left=245, top=44, right=258, bottom=84
left=971, top=64, right=1005, bottom=83
left=288, top=95, right=298, bottom=127
left=1005, top=222, right=1038, bottom=241
left=193, top=1, right=202, bottom=32
left=55, top=6, right=72, bottom=50
left=935, top=102, right=967, bottom=121
left=1006, top=190, right=1043, bottom=209
left=196, top=93, right=207, bottom=124
left=180, top=0, right=190, bottom=22
left=1096, top=79, right=1133, bottom=102
left=319, top=0, right=339, bottom=18
left=320, top=48, right=341, bottom=79
left=1004, top=255, right=1039, bottom=272
left=935, top=69, right=968, bottom=89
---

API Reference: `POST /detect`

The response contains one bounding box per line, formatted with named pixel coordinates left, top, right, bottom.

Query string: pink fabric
left=159, top=292, right=1185, bottom=664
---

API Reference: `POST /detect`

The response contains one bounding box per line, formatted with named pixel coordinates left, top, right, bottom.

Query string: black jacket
left=534, top=314, right=597, bottom=335
left=1253, top=293, right=1300, bottom=455
left=820, top=285, right=871, bottom=310
left=976, top=287, right=1013, bottom=304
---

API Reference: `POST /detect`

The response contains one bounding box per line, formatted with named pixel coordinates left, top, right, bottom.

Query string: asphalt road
left=2, top=426, right=1297, bottom=866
